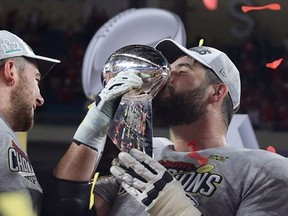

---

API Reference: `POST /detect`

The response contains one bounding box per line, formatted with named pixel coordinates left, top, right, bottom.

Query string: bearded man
left=94, top=39, right=288, bottom=216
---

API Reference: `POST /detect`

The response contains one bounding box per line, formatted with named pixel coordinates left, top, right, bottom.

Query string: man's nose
left=168, top=70, right=178, bottom=84
left=36, top=95, right=44, bottom=106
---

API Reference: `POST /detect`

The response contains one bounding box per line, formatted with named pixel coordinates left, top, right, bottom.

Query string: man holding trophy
left=92, top=39, right=288, bottom=216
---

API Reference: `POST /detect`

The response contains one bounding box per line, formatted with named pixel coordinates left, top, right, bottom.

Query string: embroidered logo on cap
left=190, top=46, right=212, bottom=55
left=1, top=39, right=22, bottom=54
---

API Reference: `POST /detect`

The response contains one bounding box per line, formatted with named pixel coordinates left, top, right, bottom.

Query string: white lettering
left=185, top=173, right=208, bottom=192
left=8, top=147, right=34, bottom=173
left=8, top=148, right=18, bottom=171
left=200, top=175, right=223, bottom=196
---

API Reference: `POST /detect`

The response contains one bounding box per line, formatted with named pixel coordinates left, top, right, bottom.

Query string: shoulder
left=204, top=147, right=288, bottom=173
left=0, top=116, right=16, bottom=144
left=0, top=130, right=16, bottom=153
left=204, top=146, right=286, bottom=160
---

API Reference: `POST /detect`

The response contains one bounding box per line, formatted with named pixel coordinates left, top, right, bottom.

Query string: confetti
left=198, top=38, right=204, bottom=47
left=187, top=151, right=208, bottom=165
left=266, top=58, right=284, bottom=69
left=266, top=146, right=276, bottom=153
left=187, top=140, right=198, bottom=151
left=202, top=0, right=218, bottom=11
left=187, top=141, right=208, bottom=165
left=242, top=3, right=281, bottom=13
left=89, top=172, right=99, bottom=209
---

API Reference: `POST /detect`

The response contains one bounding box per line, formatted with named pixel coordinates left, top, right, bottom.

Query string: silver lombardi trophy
left=101, top=44, right=170, bottom=156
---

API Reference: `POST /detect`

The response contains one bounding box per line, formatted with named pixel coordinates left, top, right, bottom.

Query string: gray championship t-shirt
left=95, top=137, right=288, bottom=216
left=0, top=116, right=42, bottom=214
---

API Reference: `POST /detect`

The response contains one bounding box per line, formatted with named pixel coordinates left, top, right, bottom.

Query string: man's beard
left=10, top=78, right=34, bottom=131
left=152, top=84, right=207, bottom=127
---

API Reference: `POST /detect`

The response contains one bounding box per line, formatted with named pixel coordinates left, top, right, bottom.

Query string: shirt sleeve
left=236, top=157, right=288, bottom=216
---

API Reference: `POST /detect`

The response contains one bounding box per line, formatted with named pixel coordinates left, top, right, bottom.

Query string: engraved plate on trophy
left=102, top=44, right=170, bottom=156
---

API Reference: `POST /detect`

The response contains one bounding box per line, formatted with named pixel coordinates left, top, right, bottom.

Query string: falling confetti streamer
left=188, top=140, right=198, bottom=151
left=242, top=3, right=281, bottom=13
left=187, top=151, right=209, bottom=165
left=266, top=146, right=276, bottom=153
left=198, top=38, right=204, bottom=47
left=187, top=141, right=208, bottom=165
left=202, top=0, right=218, bottom=11
left=266, top=58, right=284, bottom=69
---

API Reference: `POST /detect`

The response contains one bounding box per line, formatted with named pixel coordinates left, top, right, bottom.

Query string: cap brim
left=24, top=54, right=61, bottom=79
left=155, top=39, right=211, bottom=69
left=32, top=55, right=61, bottom=64
left=155, top=39, right=186, bottom=63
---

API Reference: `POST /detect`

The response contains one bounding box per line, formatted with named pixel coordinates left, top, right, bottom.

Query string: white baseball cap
left=0, top=30, right=60, bottom=78
left=155, top=38, right=241, bottom=111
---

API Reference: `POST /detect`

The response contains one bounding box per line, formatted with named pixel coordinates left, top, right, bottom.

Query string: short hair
left=0, top=56, right=27, bottom=71
left=204, top=67, right=234, bottom=127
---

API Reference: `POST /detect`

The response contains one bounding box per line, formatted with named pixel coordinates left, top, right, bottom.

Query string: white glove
left=110, top=148, right=202, bottom=216
left=73, top=70, right=143, bottom=150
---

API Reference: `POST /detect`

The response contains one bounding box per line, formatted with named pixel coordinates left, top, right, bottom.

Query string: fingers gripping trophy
left=101, top=45, right=170, bottom=157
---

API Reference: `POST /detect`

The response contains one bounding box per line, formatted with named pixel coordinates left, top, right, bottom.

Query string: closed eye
left=36, top=72, right=41, bottom=85
left=177, top=63, right=193, bottom=70
left=179, top=70, right=189, bottom=74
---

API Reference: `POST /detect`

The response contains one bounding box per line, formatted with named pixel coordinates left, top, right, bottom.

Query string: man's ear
left=209, top=83, right=229, bottom=103
left=2, top=60, right=16, bottom=85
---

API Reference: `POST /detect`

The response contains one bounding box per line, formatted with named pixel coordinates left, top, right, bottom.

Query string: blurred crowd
left=233, top=36, right=288, bottom=131
left=1, top=7, right=288, bottom=131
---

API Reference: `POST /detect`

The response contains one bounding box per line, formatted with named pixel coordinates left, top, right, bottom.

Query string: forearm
left=42, top=71, right=143, bottom=215
left=53, top=142, right=98, bottom=181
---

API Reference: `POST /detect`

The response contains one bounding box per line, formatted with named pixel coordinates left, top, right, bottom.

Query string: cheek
left=174, top=78, right=201, bottom=93
left=25, top=83, right=40, bottom=98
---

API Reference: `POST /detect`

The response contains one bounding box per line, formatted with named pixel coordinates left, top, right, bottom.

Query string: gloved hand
left=110, top=148, right=202, bottom=216
left=73, top=70, right=143, bottom=151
